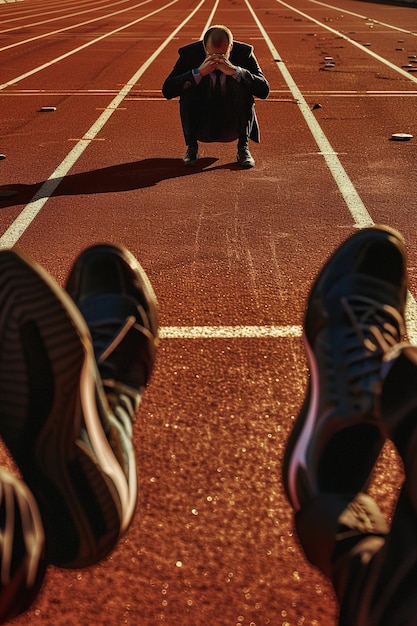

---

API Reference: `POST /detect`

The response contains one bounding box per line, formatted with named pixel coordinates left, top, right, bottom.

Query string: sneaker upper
left=237, top=143, right=255, bottom=168
left=284, top=226, right=408, bottom=511
left=65, top=244, right=159, bottom=399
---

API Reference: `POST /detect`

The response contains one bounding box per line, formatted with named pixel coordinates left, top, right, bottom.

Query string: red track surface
left=0, top=0, right=416, bottom=624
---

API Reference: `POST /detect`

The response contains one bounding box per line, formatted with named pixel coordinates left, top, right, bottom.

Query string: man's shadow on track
left=0, top=157, right=243, bottom=208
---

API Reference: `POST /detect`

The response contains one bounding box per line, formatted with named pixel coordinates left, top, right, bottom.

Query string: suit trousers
left=179, top=76, right=256, bottom=145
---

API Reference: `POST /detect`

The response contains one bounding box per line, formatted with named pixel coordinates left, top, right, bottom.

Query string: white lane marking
left=0, top=0, right=156, bottom=53
left=245, top=0, right=374, bottom=228
left=272, top=0, right=417, bottom=85
left=406, top=299, right=417, bottom=345
left=0, top=0, right=130, bottom=32
left=159, top=316, right=417, bottom=342
left=0, top=0, right=131, bottom=32
left=307, top=0, right=417, bottom=37
left=0, top=0, right=178, bottom=90
left=200, top=0, right=220, bottom=37
left=0, top=0, right=207, bottom=249
left=159, top=326, right=303, bottom=339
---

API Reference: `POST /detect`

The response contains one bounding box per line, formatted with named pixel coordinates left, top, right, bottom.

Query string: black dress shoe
left=183, top=146, right=198, bottom=166
left=237, top=144, right=255, bottom=168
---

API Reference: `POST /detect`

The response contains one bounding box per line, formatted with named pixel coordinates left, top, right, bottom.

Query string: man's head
left=203, top=25, right=233, bottom=58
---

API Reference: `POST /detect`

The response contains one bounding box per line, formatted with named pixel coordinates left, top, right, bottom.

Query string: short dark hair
left=203, top=25, right=233, bottom=48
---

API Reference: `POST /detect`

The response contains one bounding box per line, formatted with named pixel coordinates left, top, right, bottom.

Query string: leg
left=223, top=77, right=256, bottom=141
left=179, top=82, right=212, bottom=165
left=223, top=78, right=256, bottom=167
left=367, top=346, right=417, bottom=624
left=0, top=245, right=158, bottom=568
left=295, top=492, right=390, bottom=625
left=282, top=225, right=410, bottom=624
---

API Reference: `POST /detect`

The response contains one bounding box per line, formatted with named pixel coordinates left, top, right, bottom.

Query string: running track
left=0, top=0, right=416, bottom=624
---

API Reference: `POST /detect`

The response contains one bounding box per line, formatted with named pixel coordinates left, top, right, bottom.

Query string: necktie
left=214, top=69, right=222, bottom=98
left=211, top=70, right=223, bottom=139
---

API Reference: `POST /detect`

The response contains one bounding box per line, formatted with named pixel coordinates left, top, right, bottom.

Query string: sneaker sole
left=0, top=250, right=131, bottom=567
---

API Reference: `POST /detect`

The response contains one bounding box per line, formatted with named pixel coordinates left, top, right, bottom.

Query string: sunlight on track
left=0, top=0, right=206, bottom=249
left=245, top=0, right=375, bottom=229
left=271, top=0, right=417, bottom=84
left=0, top=0, right=178, bottom=90
left=2, top=0, right=417, bottom=342
left=0, top=0, right=133, bottom=32
left=307, top=0, right=417, bottom=34
left=0, top=0, right=157, bottom=53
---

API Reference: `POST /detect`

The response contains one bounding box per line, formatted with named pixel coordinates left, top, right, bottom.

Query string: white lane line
left=245, top=0, right=374, bottom=228
left=200, top=0, right=220, bottom=37
left=406, top=301, right=417, bottom=345
left=160, top=326, right=303, bottom=338
left=272, top=0, right=417, bottom=85
left=0, top=0, right=207, bottom=249
left=307, top=0, right=417, bottom=37
left=0, top=0, right=131, bottom=32
left=0, top=0, right=155, bottom=53
left=159, top=317, right=417, bottom=341
left=0, top=0, right=178, bottom=90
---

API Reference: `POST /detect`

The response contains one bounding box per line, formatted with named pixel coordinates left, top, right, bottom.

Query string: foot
left=283, top=226, right=407, bottom=511
left=0, top=249, right=148, bottom=568
left=0, top=470, right=45, bottom=622
left=237, top=143, right=255, bottom=168
left=183, top=145, right=198, bottom=166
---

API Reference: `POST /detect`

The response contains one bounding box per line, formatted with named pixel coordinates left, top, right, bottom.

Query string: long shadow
left=0, top=157, right=241, bottom=208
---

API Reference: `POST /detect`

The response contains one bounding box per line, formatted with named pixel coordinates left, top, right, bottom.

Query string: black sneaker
left=0, top=249, right=135, bottom=568
left=65, top=243, right=158, bottom=398
left=65, top=243, right=159, bottom=534
left=0, top=470, right=46, bottom=623
left=283, top=226, right=407, bottom=511
left=183, top=145, right=198, bottom=166
left=237, top=142, right=255, bottom=168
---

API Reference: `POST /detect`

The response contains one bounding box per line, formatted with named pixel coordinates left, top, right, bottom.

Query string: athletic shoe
left=65, top=243, right=159, bottom=519
left=0, top=249, right=136, bottom=568
left=237, top=142, right=255, bottom=168
left=183, top=145, right=198, bottom=166
left=283, top=226, right=408, bottom=511
left=65, top=243, right=158, bottom=399
left=0, top=470, right=45, bottom=623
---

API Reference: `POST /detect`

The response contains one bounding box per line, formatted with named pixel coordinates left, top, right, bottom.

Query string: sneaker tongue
left=77, top=294, right=154, bottom=389
left=77, top=294, right=143, bottom=327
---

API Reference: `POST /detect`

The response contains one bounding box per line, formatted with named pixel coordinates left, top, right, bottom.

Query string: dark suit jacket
left=162, top=40, right=269, bottom=141
left=162, top=40, right=269, bottom=100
